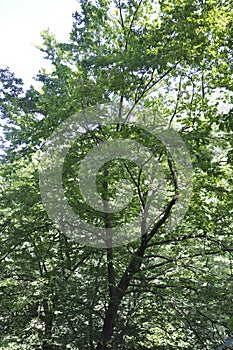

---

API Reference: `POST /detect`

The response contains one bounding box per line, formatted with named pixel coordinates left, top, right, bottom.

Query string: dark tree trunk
left=95, top=195, right=178, bottom=349
left=41, top=299, right=55, bottom=350
left=42, top=344, right=57, bottom=350
left=96, top=247, right=145, bottom=349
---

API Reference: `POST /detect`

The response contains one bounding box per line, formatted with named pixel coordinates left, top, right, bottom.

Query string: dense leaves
left=0, top=0, right=233, bottom=349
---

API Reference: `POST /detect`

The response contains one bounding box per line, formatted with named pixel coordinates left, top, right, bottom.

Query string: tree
left=0, top=0, right=233, bottom=349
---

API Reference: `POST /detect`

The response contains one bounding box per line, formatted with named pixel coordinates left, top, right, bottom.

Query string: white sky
left=0, top=0, right=78, bottom=88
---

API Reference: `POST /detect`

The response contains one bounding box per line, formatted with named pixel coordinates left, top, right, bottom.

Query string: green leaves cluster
left=0, top=0, right=233, bottom=349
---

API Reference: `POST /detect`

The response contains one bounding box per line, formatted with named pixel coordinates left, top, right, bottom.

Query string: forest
left=0, top=0, right=233, bottom=349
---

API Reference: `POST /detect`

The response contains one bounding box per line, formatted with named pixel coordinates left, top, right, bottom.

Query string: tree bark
left=41, top=299, right=55, bottom=350
left=95, top=194, right=178, bottom=349
left=96, top=245, right=145, bottom=349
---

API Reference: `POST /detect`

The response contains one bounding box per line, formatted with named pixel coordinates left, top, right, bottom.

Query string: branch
left=143, top=192, right=179, bottom=246
left=217, top=337, right=233, bottom=350
left=168, top=75, right=182, bottom=128
left=65, top=254, right=88, bottom=280
left=146, top=232, right=206, bottom=248
left=135, top=60, right=181, bottom=104
left=127, top=0, right=143, bottom=42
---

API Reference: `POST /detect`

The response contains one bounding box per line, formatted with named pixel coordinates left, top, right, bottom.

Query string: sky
left=0, top=0, right=78, bottom=88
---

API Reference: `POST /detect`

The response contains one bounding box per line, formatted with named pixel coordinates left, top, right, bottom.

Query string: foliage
left=0, top=1, right=233, bottom=349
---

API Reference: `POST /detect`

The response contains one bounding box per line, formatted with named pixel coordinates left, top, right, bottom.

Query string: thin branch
left=167, top=157, right=179, bottom=192
left=143, top=192, right=179, bottom=245
left=146, top=232, right=206, bottom=248
left=135, top=60, right=181, bottom=104
left=126, top=0, right=144, bottom=44
left=168, top=75, right=182, bottom=128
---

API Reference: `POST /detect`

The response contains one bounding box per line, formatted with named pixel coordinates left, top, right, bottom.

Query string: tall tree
left=0, top=0, right=233, bottom=349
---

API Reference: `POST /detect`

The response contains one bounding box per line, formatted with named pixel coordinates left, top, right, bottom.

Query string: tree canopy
left=0, top=1, right=233, bottom=349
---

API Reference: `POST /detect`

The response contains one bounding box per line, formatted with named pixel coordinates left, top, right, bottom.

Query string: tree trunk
left=41, top=299, right=55, bottom=350
left=96, top=247, right=145, bottom=349
left=95, top=184, right=178, bottom=349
